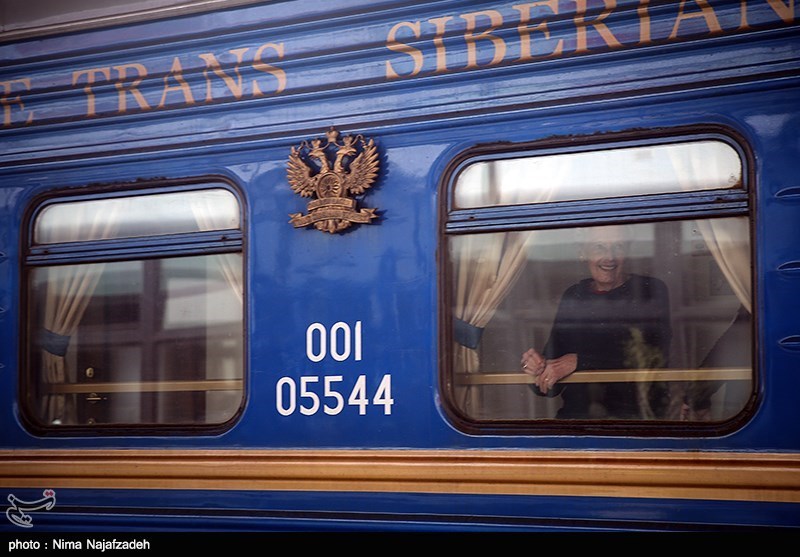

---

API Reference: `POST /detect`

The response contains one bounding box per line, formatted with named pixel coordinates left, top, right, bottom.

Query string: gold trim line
left=1, top=449, right=798, bottom=503
left=456, top=367, right=750, bottom=385
left=45, top=379, right=243, bottom=394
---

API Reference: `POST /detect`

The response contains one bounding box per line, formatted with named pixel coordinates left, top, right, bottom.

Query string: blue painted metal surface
left=0, top=0, right=799, bottom=531
left=1, top=487, right=799, bottom=532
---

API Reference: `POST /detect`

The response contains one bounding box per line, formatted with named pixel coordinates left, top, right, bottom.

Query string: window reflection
left=26, top=186, right=244, bottom=430
left=454, top=141, right=742, bottom=208
left=34, top=188, right=240, bottom=244
left=450, top=218, right=751, bottom=423
left=29, top=254, right=243, bottom=426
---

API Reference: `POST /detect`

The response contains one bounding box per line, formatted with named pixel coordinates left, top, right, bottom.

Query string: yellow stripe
left=1, top=449, right=799, bottom=503
left=45, top=379, right=242, bottom=394
left=456, top=367, right=751, bottom=385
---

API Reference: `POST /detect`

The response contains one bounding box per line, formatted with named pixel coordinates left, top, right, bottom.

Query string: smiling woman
left=577, top=225, right=633, bottom=292
left=521, top=223, right=673, bottom=419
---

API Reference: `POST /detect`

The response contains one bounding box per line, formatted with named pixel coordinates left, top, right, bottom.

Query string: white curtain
left=39, top=200, right=126, bottom=424
left=190, top=196, right=244, bottom=304
left=190, top=193, right=244, bottom=422
left=452, top=162, right=563, bottom=413
left=695, top=219, right=751, bottom=313
left=669, top=149, right=751, bottom=311
left=453, top=231, right=531, bottom=374
left=668, top=147, right=751, bottom=420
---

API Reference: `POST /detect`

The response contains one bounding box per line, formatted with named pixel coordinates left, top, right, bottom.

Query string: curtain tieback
left=38, top=329, right=71, bottom=357
left=454, top=318, right=484, bottom=350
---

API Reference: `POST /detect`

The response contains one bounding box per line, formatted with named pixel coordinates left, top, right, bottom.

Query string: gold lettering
left=513, top=1, right=564, bottom=60
left=767, top=0, right=795, bottom=22
left=385, top=21, right=423, bottom=79
left=669, top=0, right=723, bottom=39
left=741, top=0, right=796, bottom=28
left=461, top=10, right=507, bottom=68
left=198, top=47, right=249, bottom=102
left=0, top=78, right=33, bottom=126
left=638, top=0, right=652, bottom=44
left=428, top=16, right=453, bottom=73
left=158, top=57, right=195, bottom=108
left=252, top=42, right=287, bottom=95
left=740, top=0, right=752, bottom=28
left=113, top=63, right=151, bottom=113
left=72, top=67, right=111, bottom=117
left=574, top=0, right=623, bottom=54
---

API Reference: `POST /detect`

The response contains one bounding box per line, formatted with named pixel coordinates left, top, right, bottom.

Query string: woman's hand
left=534, top=353, right=578, bottom=394
left=521, top=348, right=546, bottom=377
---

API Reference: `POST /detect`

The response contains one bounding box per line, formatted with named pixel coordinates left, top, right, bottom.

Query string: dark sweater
left=536, top=274, right=672, bottom=419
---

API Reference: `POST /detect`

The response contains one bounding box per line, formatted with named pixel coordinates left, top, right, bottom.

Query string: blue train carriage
left=0, top=0, right=799, bottom=531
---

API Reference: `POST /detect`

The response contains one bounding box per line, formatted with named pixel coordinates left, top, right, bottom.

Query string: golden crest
left=287, top=127, right=380, bottom=233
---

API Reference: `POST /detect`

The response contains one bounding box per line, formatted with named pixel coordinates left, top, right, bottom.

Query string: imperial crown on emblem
left=287, top=127, right=380, bottom=234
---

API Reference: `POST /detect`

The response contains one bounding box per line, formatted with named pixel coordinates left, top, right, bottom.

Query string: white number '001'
left=276, top=374, right=393, bottom=416
left=306, top=321, right=362, bottom=362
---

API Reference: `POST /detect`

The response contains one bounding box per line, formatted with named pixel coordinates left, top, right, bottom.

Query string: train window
left=444, top=135, right=753, bottom=431
left=23, top=185, right=245, bottom=431
left=454, top=140, right=742, bottom=209
left=33, top=189, right=239, bottom=244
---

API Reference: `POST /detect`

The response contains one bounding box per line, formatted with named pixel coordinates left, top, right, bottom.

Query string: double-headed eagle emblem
left=287, top=127, right=380, bottom=233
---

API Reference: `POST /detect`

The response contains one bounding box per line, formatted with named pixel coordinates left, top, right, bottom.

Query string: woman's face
left=582, top=227, right=629, bottom=291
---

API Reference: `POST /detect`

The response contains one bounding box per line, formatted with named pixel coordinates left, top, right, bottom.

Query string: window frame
left=438, top=126, right=758, bottom=437
left=19, top=177, right=247, bottom=436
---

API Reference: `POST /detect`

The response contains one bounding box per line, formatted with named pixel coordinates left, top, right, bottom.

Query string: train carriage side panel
left=0, top=0, right=799, bottom=531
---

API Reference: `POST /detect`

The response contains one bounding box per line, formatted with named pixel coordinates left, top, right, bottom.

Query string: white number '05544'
left=276, top=374, right=393, bottom=416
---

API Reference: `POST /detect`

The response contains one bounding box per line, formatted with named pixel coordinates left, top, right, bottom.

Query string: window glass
left=454, top=140, right=742, bottom=208
left=450, top=219, right=751, bottom=423
left=34, top=188, right=239, bottom=244
left=446, top=138, right=752, bottom=427
left=25, top=187, right=244, bottom=429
